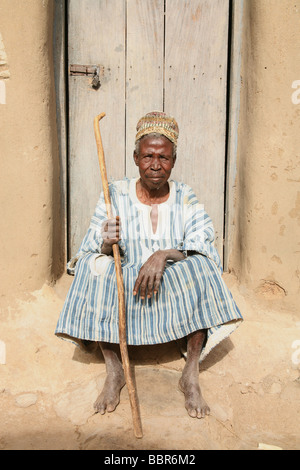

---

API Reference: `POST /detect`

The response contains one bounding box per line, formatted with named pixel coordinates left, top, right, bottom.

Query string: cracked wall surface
left=230, top=0, right=300, bottom=305
left=0, top=0, right=63, bottom=302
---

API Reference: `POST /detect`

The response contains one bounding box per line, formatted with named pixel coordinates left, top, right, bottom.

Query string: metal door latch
left=69, top=64, right=101, bottom=89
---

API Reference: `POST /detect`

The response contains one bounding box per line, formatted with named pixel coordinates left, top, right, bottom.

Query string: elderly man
left=55, top=112, right=242, bottom=419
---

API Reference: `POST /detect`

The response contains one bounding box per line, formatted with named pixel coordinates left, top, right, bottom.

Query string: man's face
left=133, top=135, right=176, bottom=191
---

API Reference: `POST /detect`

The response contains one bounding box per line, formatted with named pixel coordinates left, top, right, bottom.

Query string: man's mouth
left=148, top=175, right=163, bottom=180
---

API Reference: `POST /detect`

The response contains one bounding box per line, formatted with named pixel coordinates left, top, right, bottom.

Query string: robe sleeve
left=179, top=186, right=222, bottom=271
left=66, top=191, right=107, bottom=274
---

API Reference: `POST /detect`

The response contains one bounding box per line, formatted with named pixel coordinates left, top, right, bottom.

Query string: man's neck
left=136, top=179, right=170, bottom=205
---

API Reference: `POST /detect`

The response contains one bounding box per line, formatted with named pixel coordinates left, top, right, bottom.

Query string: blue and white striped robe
left=55, top=178, right=242, bottom=362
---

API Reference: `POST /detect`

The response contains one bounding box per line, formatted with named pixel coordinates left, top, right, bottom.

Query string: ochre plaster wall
left=231, top=0, right=300, bottom=304
left=0, top=0, right=63, bottom=302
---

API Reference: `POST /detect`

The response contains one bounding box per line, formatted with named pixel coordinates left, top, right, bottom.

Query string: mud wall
left=0, top=0, right=64, bottom=302
left=230, top=0, right=300, bottom=305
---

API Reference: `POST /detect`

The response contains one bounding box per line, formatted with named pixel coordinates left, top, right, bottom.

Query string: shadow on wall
left=52, top=0, right=67, bottom=281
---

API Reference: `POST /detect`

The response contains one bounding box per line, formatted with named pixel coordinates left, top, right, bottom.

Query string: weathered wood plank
left=68, top=0, right=230, bottom=261
left=164, top=0, right=229, bottom=257
left=68, top=0, right=126, bottom=256
left=125, top=0, right=164, bottom=176
left=224, top=0, right=244, bottom=271
left=54, top=0, right=67, bottom=263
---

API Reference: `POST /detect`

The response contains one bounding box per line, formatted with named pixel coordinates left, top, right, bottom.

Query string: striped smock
left=55, top=178, right=242, bottom=362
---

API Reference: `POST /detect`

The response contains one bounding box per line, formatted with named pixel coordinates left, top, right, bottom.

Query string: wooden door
left=68, top=0, right=229, bottom=258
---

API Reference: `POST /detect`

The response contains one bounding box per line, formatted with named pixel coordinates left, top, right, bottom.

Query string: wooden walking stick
left=93, top=112, right=143, bottom=439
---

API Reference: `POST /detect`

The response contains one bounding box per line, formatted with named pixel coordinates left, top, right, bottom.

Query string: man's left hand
left=133, top=251, right=167, bottom=300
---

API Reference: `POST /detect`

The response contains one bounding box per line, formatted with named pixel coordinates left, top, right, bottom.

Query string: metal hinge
left=69, top=64, right=103, bottom=89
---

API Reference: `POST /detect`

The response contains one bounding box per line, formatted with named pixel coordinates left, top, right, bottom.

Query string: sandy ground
left=0, top=273, right=299, bottom=451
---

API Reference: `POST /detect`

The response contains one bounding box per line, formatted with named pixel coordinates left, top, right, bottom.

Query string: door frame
left=53, top=0, right=244, bottom=271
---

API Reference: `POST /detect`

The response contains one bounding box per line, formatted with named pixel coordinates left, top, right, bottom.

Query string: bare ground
left=0, top=273, right=299, bottom=450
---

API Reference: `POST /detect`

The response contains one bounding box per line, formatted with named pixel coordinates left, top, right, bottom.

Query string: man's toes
left=187, top=403, right=210, bottom=419
left=106, top=398, right=119, bottom=413
left=187, top=407, right=197, bottom=418
left=197, top=404, right=210, bottom=419
left=94, top=403, right=105, bottom=414
left=94, top=398, right=105, bottom=414
left=94, top=394, right=120, bottom=414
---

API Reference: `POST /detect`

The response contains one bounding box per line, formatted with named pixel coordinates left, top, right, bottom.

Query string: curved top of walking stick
left=93, top=112, right=110, bottom=208
left=93, top=113, right=106, bottom=149
left=95, top=112, right=106, bottom=123
left=93, top=112, right=106, bottom=137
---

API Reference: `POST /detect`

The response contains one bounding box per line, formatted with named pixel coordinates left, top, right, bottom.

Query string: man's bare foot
left=95, top=342, right=125, bottom=415
left=94, top=370, right=125, bottom=414
left=179, top=330, right=210, bottom=419
left=179, top=375, right=210, bottom=419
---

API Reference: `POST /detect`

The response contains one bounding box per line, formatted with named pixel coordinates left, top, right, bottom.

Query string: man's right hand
left=101, top=216, right=121, bottom=255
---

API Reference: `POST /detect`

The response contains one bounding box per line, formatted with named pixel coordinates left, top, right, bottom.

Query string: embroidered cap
left=135, top=111, right=179, bottom=145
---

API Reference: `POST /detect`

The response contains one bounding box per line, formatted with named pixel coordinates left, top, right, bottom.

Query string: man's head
left=133, top=112, right=179, bottom=191
left=135, top=111, right=179, bottom=156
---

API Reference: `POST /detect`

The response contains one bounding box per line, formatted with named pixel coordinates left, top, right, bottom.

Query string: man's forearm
left=161, top=249, right=186, bottom=262
left=101, top=246, right=187, bottom=260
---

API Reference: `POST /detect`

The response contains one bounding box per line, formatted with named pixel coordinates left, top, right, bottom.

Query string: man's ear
left=133, top=151, right=139, bottom=166
left=172, top=156, right=176, bottom=168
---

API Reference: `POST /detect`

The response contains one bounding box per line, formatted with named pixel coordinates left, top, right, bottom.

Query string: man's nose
left=151, top=157, right=161, bottom=170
